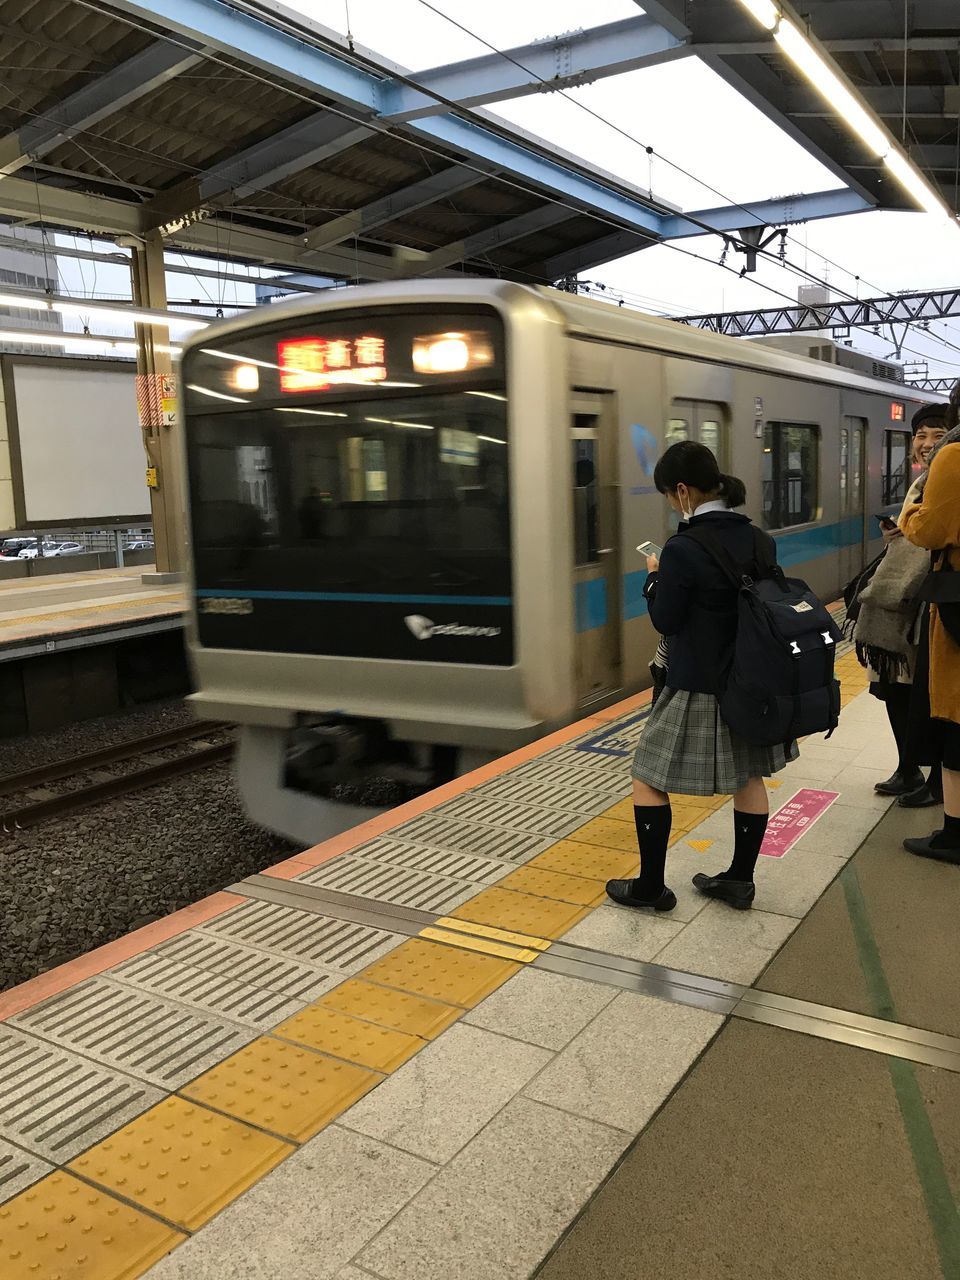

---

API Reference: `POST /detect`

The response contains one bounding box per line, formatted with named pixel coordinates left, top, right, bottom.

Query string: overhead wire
left=20, top=0, right=960, bottom=372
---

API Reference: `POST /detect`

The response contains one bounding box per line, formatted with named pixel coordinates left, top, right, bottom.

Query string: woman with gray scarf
left=853, top=404, right=947, bottom=807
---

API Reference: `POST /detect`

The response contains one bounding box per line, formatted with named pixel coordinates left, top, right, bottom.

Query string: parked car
left=1, top=537, right=36, bottom=558
left=125, top=540, right=155, bottom=552
left=44, top=542, right=84, bottom=557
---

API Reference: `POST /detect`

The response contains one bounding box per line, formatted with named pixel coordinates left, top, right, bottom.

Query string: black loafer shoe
left=898, top=785, right=943, bottom=809
left=875, top=769, right=924, bottom=796
left=903, top=834, right=960, bottom=864
left=605, top=879, right=677, bottom=912
left=692, top=873, right=756, bottom=910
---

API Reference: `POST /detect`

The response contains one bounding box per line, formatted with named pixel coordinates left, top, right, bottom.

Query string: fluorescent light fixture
left=187, top=383, right=248, bottom=402
left=477, top=435, right=507, bottom=445
left=52, top=301, right=208, bottom=330
left=737, top=0, right=779, bottom=30
left=0, top=293, right=51, bottom=312
left=774, top=18, right=888, bottom=156
left=883, top=148, right=953, bottom=220
left=0, top=327, right=178, bottom=356
left=735, top=0, right=957, bottom=222
left=466, top=391, right=507, bottom=402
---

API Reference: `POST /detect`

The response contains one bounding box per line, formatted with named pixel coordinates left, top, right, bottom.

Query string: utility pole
left=129, top=231, right=184, bottom=579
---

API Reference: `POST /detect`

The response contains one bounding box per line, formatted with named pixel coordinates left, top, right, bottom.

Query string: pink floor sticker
left=760, top=788, right=839, bottom=858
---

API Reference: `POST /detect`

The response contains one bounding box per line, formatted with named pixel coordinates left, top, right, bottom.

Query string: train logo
left=630, top=423, right=657, bottom=475
left=404, top=614, right=502, bottom=640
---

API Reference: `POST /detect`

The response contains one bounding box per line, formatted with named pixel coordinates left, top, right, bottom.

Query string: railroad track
left=0, top=721, right=234, bottom=830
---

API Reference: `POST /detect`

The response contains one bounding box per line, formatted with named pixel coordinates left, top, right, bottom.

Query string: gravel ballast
left=0, top=703, right=301, bottom=992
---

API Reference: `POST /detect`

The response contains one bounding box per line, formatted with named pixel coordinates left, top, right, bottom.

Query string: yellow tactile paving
left=0, top=1171, right=183, bottom=1280
left=498, top=864, right=606, bottom=906
left=433, top=916, right=552, bottom=951
left=687, top=838, right=714, bottom=853
left=419, top=926, right=540, bottom=963
left=317, top=977, right=462, bottom=1040
left=69, top=1096, right=291, bottom=1231
left=273, top=1004, right=425, bottom=1073
left=570, top=816, right=640, bottom=853
left=181, top=1036, right=381, bottom=1142
left=532, top=839, right=636, bottom=881
left=360, top=937, right=521, bottom=1008
left=449, top=886, right=590, bottom=940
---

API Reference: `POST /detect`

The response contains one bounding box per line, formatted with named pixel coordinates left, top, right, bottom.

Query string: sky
left=53, top=0, right=960, bottom=380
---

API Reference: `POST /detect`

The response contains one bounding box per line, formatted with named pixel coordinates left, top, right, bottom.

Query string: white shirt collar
left=692, top=499, right=727, bottom=517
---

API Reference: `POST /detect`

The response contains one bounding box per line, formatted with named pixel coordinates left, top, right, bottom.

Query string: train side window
left=882, top=429, right=912, bottom=505
left=700, top=419, right=722, bottom=456
left=573, top=435, right=599, bottom=565
left=666, top=418, right=688, bottom=445
left=839, top=428, right=849, bottom=514
left=763, top=422, right=819, bottom=530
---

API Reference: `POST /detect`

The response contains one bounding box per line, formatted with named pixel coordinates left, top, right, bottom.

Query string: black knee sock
left=632, top=804, right=672, bottom=896
left=928, top=762, right=943, bottom=798
left=931, top=813, right=960, bottom=850
left=719, top=811, right=768, bottom=882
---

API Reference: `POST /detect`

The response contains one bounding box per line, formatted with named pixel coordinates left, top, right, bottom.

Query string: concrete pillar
left=130, top=231, right=184, bottom=577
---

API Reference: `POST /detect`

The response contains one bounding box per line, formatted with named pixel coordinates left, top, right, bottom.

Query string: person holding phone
left=853, top=403, right=948, bottom=806
left=606, top=441, right=796, bottom=913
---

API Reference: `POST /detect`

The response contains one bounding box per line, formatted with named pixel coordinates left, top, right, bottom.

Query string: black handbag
left=918, top=553, right=960, bottom=646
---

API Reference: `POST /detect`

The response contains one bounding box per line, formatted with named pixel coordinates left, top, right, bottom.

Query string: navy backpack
left=679, top=525, right=842, bottom=747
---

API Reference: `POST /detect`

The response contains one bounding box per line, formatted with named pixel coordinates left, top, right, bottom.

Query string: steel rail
left=0, top=721, right=225, bottom=798
left=0, top=740, right=233, bottom=830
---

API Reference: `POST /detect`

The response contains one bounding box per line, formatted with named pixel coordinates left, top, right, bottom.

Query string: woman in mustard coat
left=900, top=387, right=960, bottom=863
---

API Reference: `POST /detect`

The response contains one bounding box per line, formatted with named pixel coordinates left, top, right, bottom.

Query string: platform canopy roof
left=0, top=0, right=954, bottom=285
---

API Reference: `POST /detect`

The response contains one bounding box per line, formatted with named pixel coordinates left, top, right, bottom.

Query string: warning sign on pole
left=137, top=373, right=178, bottom=429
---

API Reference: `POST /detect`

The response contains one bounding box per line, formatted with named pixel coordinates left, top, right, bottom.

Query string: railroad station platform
left=1, top=649, right=959, bottom=1280
left=0, top=566, right=184, bottom=661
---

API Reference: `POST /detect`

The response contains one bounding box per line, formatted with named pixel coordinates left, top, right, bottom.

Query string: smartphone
left=875, top=514, right=897, bottom=530
left=636, top=540, right=663, bottom=559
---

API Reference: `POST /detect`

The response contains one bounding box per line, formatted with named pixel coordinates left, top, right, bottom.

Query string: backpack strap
left=678, top=524, right=783, bottom=590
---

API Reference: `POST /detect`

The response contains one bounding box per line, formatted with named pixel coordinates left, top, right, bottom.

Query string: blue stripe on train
left=575, top=579, right=607, bottom=632
left=618, top=515, right=867, bottom=627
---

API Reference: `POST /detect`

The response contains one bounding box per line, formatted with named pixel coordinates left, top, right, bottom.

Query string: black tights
left=885, top=685, right=942, bottom=791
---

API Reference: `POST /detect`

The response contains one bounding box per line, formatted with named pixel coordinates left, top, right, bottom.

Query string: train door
left=839, top=417, right=867, bottom=583
left=571, top=397, right=622, bottom=705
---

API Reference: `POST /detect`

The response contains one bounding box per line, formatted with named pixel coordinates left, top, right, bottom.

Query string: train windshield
left=181, top=306, right=512, bottom=663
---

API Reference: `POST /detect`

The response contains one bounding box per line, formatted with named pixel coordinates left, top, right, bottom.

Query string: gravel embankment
left=0, top=703, right=300, bottom=992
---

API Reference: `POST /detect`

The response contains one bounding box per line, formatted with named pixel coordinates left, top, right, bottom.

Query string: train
left=178, top=279, right=936, bottom=844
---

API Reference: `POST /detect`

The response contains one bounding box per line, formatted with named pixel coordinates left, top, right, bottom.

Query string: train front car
left=180, top=281, right=572, bottom=844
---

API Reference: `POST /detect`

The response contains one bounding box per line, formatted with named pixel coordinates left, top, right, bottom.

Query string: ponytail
left=719, top=473, right=747, bottom=509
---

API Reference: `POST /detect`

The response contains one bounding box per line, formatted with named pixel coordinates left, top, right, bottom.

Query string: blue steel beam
left=0, top=41, right=202, bottom=179
left=660, top=188, right=873, bottom=238
left=379, top=17, right=688, bottom=123
left=105, top=0, right=672, bottom=241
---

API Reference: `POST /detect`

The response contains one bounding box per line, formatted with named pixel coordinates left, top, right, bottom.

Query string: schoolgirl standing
left=607, top=441, right=798, bottom=913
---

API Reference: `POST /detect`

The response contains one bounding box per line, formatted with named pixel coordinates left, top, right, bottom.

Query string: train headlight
left=232, top=363, right=260, bottom=392
left=412, top=331, right=493, bottom=374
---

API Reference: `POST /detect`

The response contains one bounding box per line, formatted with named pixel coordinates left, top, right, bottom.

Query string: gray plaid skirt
left=631, top=687, right=798, bottom=796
